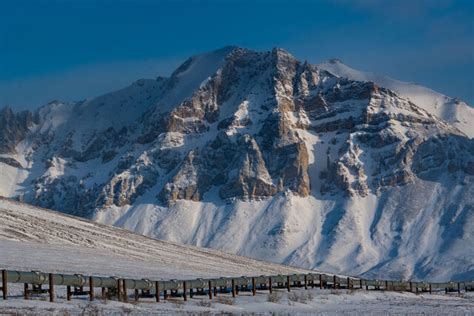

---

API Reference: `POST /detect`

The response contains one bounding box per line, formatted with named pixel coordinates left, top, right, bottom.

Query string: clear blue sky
left=1, top=0, right=473, bottom=110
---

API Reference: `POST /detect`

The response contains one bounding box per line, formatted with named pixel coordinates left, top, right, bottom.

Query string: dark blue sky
left=1, top=0, right=473, bottom=109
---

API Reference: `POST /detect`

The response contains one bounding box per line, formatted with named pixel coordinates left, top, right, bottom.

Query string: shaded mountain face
left=1, top=47, right=473, bottom=281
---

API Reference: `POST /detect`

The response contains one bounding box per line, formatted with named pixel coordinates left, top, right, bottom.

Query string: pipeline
left=1, top=269, right=473, bottom=303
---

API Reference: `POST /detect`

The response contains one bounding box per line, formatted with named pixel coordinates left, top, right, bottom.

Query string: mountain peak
left=318, top=59, right=473, bottom=137
left=271, top=47, right=295, bottom=59
left=328, top=58, right=343, bottom=64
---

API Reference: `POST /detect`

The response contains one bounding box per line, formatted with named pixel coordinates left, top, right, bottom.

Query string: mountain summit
left=1, top=47, right=473, bottom=281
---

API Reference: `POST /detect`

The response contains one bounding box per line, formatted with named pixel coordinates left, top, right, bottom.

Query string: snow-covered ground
left=1, top=287, right=473, bottom=315
left=0, top=198, right=311, bottom=279
left=95, top=182, right=474, bottom=283
left=1, top=198, right=473, bottom=314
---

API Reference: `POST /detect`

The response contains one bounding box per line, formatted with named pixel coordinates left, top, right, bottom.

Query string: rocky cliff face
left=1, top=47, right=473, bottom=281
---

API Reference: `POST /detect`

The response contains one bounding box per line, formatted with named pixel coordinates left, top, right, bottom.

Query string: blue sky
left=1, top=0, right=473, bottom=110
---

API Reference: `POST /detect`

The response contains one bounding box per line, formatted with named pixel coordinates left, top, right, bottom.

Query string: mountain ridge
left=318, top=58, right=474, bottom=138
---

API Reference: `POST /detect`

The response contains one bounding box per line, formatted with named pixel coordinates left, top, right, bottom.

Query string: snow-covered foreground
left=0, top=198, right=311, bottom=279
left=1, top=287, right=473, bottom=315
left=1, top=196, right=473, bottom=314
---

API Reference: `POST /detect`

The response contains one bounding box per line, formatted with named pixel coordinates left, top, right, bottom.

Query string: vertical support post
left=24, top=283, right=29, bottom=299
left=429, top=284, right=432, bottom=294
left=155, top=281, right=160, bottom=302
left=385, top=280, right=388, bottom=291
left=123, top=279, right=128, bottom=302
left=89, top=276, right=94, bottom=301
left=347, top=277, right=351, bottom=290
left=287, top=275, right=291, bottom=292
left=67, top=285, right=71, bottom=301
left=333, top=275, right=337, bottom=289
left=457, top=283, right=461, bottom=294
left=49, top=273, right=55, bottom=302
left=163, top=290, right=168, bottom=300
left=190, top=288, right=194, bottom=298
left=2, top=270, right=7, bottom=300
left=304, top=275, right=308, bottom=290
left=102, top=287, right=107, bottom=301
left=269, top=277, right=272, bottom=294
left=366, top=280, right=368, bottom=291
left=116, top=279, right=122, bottom=302
left=416, top=285, right=419, bottom=294
left=409, top=282, right=413, bottom=293
left=252, top=277, right=257, bottom=296
left=134, top=289, right=139, bottom=301
left=231, top=279, right=236, bottom=298
left=359, top=279, right=363, bottom=289
left=319, top=274, right=323, bottom=289
left=213, top=286, right=217, bottom=297
left=183, top=281, right=187, bottom=302
left=208, top=280, right=213, bottom=299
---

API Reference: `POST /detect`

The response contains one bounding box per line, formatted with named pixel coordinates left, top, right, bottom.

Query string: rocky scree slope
left=0, top=47, right=473, bottom=282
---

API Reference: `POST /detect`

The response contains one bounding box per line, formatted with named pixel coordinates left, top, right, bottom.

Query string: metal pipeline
left=1, top=271, right=118, bottom=288
left=5, top=271, right=48, bottom=285
left=234, top=276, right=250, bottom=287
left=123, top=278, right=154, bottom=290
left=289, top=274, right=304, bottom=283
left=1, top=269, right=472, bottom=295
left=160, top=279, right=182, bottom=291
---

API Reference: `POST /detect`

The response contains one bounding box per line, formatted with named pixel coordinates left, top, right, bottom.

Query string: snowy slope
left=0, top=197, right=312, bottom=279
left=95, top=180, right=474, bottom=283
left=318, top=59, right=474, bottom=138
left=1, top=198, right=472, bottom=315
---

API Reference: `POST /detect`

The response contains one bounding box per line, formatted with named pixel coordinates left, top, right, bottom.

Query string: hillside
left=0, top=197, right=310, bottom=279
left=2, top=198, right=473, bottom=316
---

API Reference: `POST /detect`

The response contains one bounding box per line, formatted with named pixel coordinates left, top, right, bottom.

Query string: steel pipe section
left=159, top=279, right=182, bottom=291
left=90, top=276, right=118, bottom=288
left=122, top=278, right=154, bottom=290
left=186, top=278, right=207, bottom=289
left=4, top=271, right=48, bottom=285
left=305, top=273, right=318, bottom=282
left=234, top=276, right=250, bottom=287
left=289, top=274, right=304, bottom=283
left=212, top=277, right=232, bottom=288
left=255, top=275, right=268, bottom=284
left=268, top=274, right=286, bottom=283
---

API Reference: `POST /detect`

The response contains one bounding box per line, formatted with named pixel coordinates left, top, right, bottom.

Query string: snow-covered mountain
left=318, top=59, right=474, bottom=138
left=1, top=47, right=473, bottom=282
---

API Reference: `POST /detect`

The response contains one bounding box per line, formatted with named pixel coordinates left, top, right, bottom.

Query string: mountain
left=0, top=47, right=473, bottom=282
left=318, top=59, right=474, bottom=138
